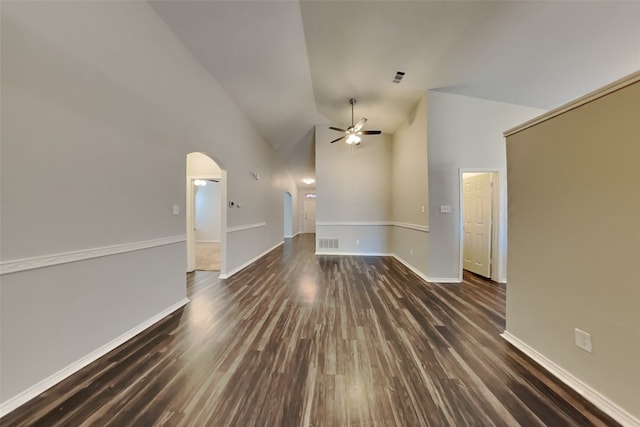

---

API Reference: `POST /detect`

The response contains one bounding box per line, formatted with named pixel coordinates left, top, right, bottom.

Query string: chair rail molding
left=0, top=235, right=186, bottom=275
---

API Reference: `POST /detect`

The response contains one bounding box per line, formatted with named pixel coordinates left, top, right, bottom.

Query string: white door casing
left=284, top=192, right=293, bottom=237
left=463, top=173, right=492, bottom=277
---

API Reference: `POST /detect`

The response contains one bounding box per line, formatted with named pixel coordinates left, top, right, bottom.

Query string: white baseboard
left=218, top=241, right=284, bottom=279
left=226, top=222, right=266, bottom=233
left=0, top=297, right=190, bottom=418
left=391, top=255, right=430, bottom=283
left=425, top=276, right=461, bottom=283
left=315, top=251, right=393, bottom=257
left=501, top=331, right=640, bottom=427
left=195, top=240, right=220, bottom=244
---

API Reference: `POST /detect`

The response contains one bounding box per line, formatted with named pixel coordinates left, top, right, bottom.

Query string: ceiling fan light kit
left=346, top=134, right=361, bottom=145
left=328, top=98, right=382, bottom=145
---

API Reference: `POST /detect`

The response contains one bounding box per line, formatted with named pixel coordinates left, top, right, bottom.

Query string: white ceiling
left=150, top=0, right=640, bottom=188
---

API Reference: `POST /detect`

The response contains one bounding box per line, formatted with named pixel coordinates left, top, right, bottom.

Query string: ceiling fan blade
left=329, top=126, right=346, bottom=133
left=353, top=118, right=367, bottom=132
left=329, top=135, right=346, bottom=144
left=361, top=130, right=382, bottom=135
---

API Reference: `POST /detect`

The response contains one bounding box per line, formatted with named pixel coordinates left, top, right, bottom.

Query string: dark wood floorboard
left=1, top=234, right=620, bottom=426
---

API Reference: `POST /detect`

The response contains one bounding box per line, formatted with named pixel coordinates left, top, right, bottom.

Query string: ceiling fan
left=329, top=98, right=382, bottom=145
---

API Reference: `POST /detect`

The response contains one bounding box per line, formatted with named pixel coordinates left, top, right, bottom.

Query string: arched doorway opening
left=186, top=152, right=227, bottom=276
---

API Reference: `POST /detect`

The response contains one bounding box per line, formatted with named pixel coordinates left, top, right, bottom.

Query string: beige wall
left=506, top=80, right=640, bottom=421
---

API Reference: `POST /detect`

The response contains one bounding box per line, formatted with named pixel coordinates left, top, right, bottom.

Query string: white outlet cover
left=172, top=204, right=180, bottom=215
left=574, top=328, right=592, bottom=353
left=440, top=205, right=452, bottom=213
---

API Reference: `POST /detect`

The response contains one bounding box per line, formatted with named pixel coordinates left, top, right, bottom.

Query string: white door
left=303, top=195, right=316, bottom=233
left=463, top=173, right=492, bottom=277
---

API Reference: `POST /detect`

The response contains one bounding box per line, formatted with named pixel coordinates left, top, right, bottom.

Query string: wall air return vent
left=392, top=69, right=406, bottom=84
left=319, top=238, right=339, bottom=249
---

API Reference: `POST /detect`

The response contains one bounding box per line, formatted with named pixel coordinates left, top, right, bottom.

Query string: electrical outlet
left=356, top=240, right=360, bottom=246
left=421, top=205, right=425, bottom=213
left=172, top=204, right=180, bottom=215
left=440, top=205, right=452, bottom=213
left=574, top=328, right=592, bottom=353
left=410, top=249, right=414, bottom=256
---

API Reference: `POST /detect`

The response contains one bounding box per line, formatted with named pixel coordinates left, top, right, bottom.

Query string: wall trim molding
left=315, top=251, right=393, bottom=257
left=316, top=221, right=428, bottom=232
left=0, top=235, right=186, bottom=275
left=425, top=276, right=461, bottom=283
left=504, top=70, right=640, bottom=137
left=317, top=221, right=389, bottom=227
left=501, top=331, right=640, bottom=427
left=0, top=297, right=190, bottom=417
left=390, top=222, right=429, bottom=232
left=226, top=222, right=266, bottom=233
left=195, top=240, right=221, bottom=244
left=392, top=255, right=430, bottom=283
left=218, top=241, right=283, bottom=279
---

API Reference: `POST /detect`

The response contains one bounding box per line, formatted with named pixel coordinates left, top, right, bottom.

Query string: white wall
left=194, top=182, right=221, bottom=242
left=315, top=125, right=392, bottom=254
left=390, top=95, right=429, bottom=277
left=188, top=152, right=222, bottom=177
left=314, top=96, right=430, bottom=273
left=426, top=91, right=545, bottom=281
left=0, top=1, right=296, bottom=410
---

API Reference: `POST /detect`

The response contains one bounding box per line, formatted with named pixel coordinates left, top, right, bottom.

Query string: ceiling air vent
left=392, top=69, right=406, bottom=84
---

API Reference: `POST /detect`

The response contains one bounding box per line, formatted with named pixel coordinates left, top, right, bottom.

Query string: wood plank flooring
left=1, top=234, right=619, bottom=426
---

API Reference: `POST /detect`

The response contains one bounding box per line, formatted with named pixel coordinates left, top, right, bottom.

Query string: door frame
left=458, top=168, right=506, bottom=283
left=186, top=170, right=227, bottom=277
left=284, top=191, right=293, bottom=238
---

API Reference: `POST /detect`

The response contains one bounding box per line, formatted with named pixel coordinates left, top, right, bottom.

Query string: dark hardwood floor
left=1, top=234, right=618, bottom=426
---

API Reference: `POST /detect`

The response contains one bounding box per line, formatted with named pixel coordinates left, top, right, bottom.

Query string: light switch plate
left=574, top=328, right=592, bottom=353
left=440, top=205, right=452, bottom=213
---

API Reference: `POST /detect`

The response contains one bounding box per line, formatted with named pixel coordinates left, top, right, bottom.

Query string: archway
left=186, top=152, right=227, bottom=276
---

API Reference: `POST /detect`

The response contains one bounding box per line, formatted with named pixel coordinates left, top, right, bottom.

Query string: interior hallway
left=1, top=234, right=618, bottom=426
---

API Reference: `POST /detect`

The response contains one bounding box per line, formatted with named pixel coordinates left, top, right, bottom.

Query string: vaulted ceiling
left=150, top=1, right=640, bottom=189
